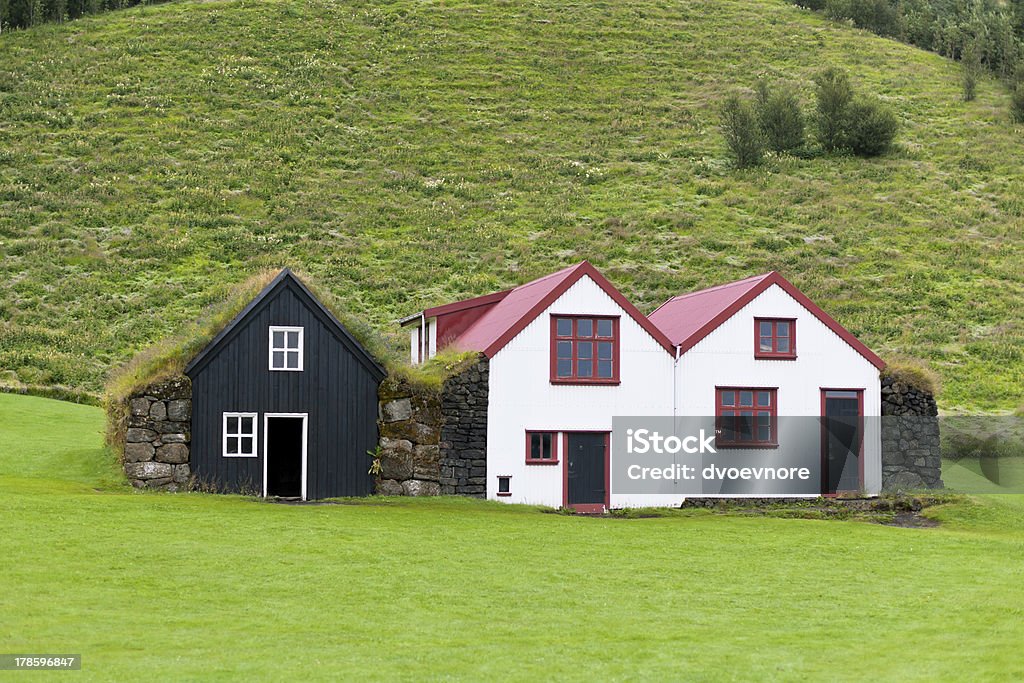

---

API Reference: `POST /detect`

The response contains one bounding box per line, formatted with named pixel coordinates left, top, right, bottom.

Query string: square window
left=716, top=388, right=777, bottom=448
left=223, top=412, right=257, bottom=457
left=550, top=317, right=618, bottom=384
left=527, top=432, right=558, bottom=463
left=497, top=476, right=511, bottom=496
left=754, top=319, right=796, bottom=359
left=269, top=326, right=304, bottom=371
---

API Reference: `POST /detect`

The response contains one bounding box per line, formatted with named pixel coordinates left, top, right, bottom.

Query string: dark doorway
left=566, top=432, right=607, bottom=511
left=266, top=416, right=305, bottom=498
left=822, top=391, right=863, bottom=494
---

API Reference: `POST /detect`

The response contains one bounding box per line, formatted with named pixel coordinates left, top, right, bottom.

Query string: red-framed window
left=755, top=318, right=796, bottom=359
left=715, top=388, right=778, bottom=447
left=526, top=431, right=558, bottom=464
left=550, top=316, right=619, bottom=384
left=497, top=476, right=511, bottom=496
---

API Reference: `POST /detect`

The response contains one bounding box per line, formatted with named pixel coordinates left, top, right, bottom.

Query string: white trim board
left=262, top=413, right=309, bottom=501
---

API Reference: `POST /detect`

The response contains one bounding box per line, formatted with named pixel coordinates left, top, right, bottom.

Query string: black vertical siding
left=186, top=278, right=382, bottom=499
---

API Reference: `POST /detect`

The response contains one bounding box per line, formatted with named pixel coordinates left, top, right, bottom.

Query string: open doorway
left=264, top=414, right=307, bottom=499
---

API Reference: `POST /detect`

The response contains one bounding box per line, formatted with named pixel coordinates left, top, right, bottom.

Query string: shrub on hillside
left=814, top=67, right=854, bottom=152
left=962, top=42, right=982, bottom=102
left=720, top=93, right=765, bottom=168
left=755, top=80, right=806, bottom=153
left=1012, top=82, right=1024, bottom=123
left=825, top=0, right=897, bottom=36
left=844, top=97, right=899, bottom=156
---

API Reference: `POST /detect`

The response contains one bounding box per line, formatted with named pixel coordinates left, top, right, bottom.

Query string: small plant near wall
left=367, top=446, right=383, bottom=477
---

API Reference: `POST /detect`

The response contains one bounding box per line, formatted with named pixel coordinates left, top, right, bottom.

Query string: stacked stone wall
left=121, top=376, right=192, bottom=491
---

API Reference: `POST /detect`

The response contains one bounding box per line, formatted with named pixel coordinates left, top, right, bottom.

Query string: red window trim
left=549, top=315, right=620, bottom=385
left=496, top=475, right=512, bottom=497
left=715, top=387, right=779, bottom=448
left=525, top=431, right=559, bottom=465
left=754, top=318, right=796, bottom=360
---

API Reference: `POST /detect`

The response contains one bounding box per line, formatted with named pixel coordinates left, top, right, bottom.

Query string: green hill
left=0, top=0, right=1021, bottom=411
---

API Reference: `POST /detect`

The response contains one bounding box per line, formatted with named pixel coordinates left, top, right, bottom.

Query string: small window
left=526, top=431, right=558, bottom=464
left=223, top=412, right=258, bottom=458
left=755, top=318, right=796, bottom=359
left=716, top=388, right=777, bottom=447
left=497, top=476, right=511, bottom=496
left=551, top=316, right=619, bottom=384
left=269, top=326, right=304, bottom=371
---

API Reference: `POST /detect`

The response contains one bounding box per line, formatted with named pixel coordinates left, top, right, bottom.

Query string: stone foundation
left=881, top=376, right=942, bottom=491
left=121, top=376, right=193, bottom=491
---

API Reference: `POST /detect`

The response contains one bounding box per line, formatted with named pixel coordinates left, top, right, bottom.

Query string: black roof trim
left=184, top=268, right=387, bottom=381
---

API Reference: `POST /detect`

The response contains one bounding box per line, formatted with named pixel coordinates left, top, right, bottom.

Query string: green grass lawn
left=2, top=393, right=1024, bottom=680
left=0, top=0, right=1022, bottom=412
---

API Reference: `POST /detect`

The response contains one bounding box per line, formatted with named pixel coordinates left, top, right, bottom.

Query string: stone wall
left=881, top=376, right=942, bottom=491
left=375, top=356, right=489, bottom=497
left=439, top=357, right=489, bottom=497
left=121, top=376, right=192, bottom=491
left=377, top=377, right=443, bottom=496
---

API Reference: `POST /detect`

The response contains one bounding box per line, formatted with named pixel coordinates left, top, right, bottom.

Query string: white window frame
left=269, top=326, right=304, bottom=372
left=223, top=412, right=258, bottom=458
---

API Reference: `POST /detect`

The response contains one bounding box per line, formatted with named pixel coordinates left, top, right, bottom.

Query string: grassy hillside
left=4, top=393, right=1024, bottom=679
left=0, top=0, right=1021, bottom=411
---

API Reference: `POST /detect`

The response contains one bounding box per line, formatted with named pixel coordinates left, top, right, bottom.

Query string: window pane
left=557, top=341, right=572, bottom=360
left=241, top=437, right=253, bottom=454
left=776, top=322, right=789, bottom=337
left=738, top=412, right=753, bottom=441
left=719, top=413, right=734, bottom=440
left=777, top=338, right=790, bottom=353
left=227, top=416, right=239, bottom=433
left=597, top=341, right=613, bottom=360
left=577, top=342, right=592, bottom=360
left=758, top=424, right=772, bottom=441
left=272, top=351, right=285, bottom=368
left=597, top=319, right=613, bottom=337
left=556, top=318, right=572, bottom=337
left=759, top=321, right=773, bottom=337
left=530, top=434, right=541, bottom=460
left=287, top=331, right=299, bottom=348
left=597, top=360, right=613, bottom=378
left=759, top=336, right=774, bottom=352
left=757, top=391, right=771, bottom=407
left=273, top=331, right=285, bottom=347
left=739, top=391, right=753, bottom=407
left=576, top=319, right=593, bottom=337
left=498, top=477, right=510, bottom=494
left=226, top=437, right=239, bottom=454
left=287, top=351, right=299, bottom=369
left=241, top=416, right=253, bottom=433
left=720, top=391, right=735, bottom=407
left=541, top=433, right=552, bottom=459
left=577, top=360, right=592, bottom=377
left=557, top=359, right=572, bottom=377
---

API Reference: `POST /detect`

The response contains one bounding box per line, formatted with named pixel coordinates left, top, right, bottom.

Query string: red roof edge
left=481, top=261, right=677, bottom=358
left=423, top=288, right=512, bottom=318
left=672, top=271, right=885, bottom=370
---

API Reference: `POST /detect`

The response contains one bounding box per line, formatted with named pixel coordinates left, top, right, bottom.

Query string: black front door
left=822, top=391, right=862, bottom=494
left=567, top=433, right=606, bottom=508
left=266, top=417, right=304, bottom=498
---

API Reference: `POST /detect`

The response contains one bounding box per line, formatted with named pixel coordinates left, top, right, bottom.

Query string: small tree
left=962, top=42, right=982, bottom=102
left=844, top=98, right=899, bottom=156
left=755, top=80, right=806, bottom=153
left=1012, top=82, right=1024, bottom=123
left=720, top=93, right=764, bottom=168
left=814, top=67, right=854, bottom=152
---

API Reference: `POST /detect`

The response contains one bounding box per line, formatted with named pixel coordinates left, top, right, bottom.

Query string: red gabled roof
left=648, top=271, right=885, bottom=370
left=450, top=261, right=675, bottom=358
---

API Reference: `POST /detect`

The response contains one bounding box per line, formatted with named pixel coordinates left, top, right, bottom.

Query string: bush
left=814, top=67, right=854, bottom=152
left=755, top=80, right=806, bottom=153
left=844, top=97, right=898, bottom=156
left=719, top=93, right=764, bottom=168
left=825, top=0, right=897, bottom=36
left=962, top=42, right=982, bottom=102
left=1012, top=82, right=1024, bottom=123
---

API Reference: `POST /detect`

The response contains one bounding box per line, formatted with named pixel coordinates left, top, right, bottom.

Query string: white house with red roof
left=401, top=262, right=885, bottom=510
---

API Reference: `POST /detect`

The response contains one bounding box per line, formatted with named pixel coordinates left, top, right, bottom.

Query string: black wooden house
left=184, top=269, right=385, bottom=500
